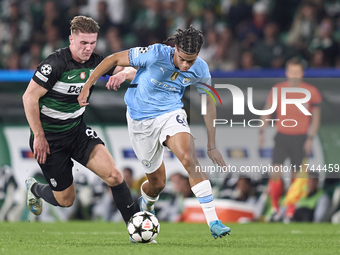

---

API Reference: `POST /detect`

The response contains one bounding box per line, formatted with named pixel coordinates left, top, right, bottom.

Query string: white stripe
left=35, top=71, right=48, bottom=82
left=52, top=81, right=86, bottom=95
left=41, top=105, right=85, bottom=120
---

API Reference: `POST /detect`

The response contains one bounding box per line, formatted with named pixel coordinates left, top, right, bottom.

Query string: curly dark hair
left=165, top=25, right=204, bottom=55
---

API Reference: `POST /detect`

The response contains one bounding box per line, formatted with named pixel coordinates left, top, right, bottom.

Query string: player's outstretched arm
left=203, top=95, right=226, bottom=167
left=22, top=80, right=50, bottom=164
left=106, top=67, right=137, bottom=91
left=78, top=50, right=130, bottom=106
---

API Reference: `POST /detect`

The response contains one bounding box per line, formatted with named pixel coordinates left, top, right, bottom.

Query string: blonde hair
left=70, top=16, right=100, bottom=35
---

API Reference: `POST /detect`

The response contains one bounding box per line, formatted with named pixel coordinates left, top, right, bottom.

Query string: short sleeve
left=32, top=53, right=63, bottom=91
left=128, top=44, right=159, bottom=68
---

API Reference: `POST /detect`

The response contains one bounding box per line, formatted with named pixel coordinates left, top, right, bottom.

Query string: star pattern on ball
left=142, top=213, right=153, bottom=221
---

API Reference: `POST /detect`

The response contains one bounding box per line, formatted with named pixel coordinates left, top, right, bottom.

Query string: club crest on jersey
left=183, top=77, right=190, bottom=84
left=80, top=72, right=86, bottom=80
left=142, top=159, right=151, bottom=168
left=50, top=178, right=57, bottom=187
left=170, top=72, right=179, bottom=81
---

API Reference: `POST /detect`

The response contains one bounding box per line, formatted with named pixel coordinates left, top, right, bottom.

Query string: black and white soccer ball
left=40, top=64, right=52, bottom=75
left=127, top=211, right=160, bottom=243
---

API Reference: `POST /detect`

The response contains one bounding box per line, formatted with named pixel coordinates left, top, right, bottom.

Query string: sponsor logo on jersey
left=80, top=72, right=86, bottom=80
left=35, top=71, right=48, bottom=82
left=160, top=67, right=166, bottom=75
left=151, top=79, right=176, bottom=92
left=170, top=72, right=179, bottom=81
left=41, top=64, right=52, bottom=75
left=67, top=74, right=76, bottom=79
left=67, top=85, right=83, bottom=94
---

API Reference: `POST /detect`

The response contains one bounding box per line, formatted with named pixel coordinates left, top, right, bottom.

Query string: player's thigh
left=164, top=132, right=198, bottom=165
left=86, top=144, right=122, bottom=183
left=160, top=109, right=195, bottom=164
left=127, top=111, right=164, bottom=174
left=30, top=136, right=74, bottom=192
left=71, top=125, right=121, bottom=183
left=71, top=125, right=105, bottom=167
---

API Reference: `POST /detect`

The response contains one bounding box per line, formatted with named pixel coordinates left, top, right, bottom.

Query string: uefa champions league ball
left=127, top=211, right=160, bottom=243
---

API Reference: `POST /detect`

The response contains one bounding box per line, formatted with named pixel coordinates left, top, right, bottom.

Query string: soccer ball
left=127, top=211, right=160, bottom=243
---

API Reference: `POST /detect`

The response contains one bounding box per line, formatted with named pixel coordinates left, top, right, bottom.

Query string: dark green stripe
left=41, top=119, right=81, bottom=132
left=40, top=113, right=81, bottom=126
left=39, top=97, right=81, bottom=113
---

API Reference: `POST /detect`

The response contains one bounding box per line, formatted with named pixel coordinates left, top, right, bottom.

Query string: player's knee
left=58, top=196, right=75, bottom=207
left=103, top=169, right=123, bottom=186
left=180, top=152, right=191, bottom=170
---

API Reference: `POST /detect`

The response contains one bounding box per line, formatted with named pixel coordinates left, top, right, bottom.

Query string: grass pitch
left=0, top=221, right=339, bottom=255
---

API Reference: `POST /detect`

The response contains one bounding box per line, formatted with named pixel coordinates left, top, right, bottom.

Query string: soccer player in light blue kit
left=79, top=26, right=231, bottom=239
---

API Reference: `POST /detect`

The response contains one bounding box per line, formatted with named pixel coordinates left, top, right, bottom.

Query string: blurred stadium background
left=0, top=0, right=340, bottom=224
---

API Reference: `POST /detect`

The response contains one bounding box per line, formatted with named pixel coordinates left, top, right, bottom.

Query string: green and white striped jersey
left=32, top=47, right=115, bottom=140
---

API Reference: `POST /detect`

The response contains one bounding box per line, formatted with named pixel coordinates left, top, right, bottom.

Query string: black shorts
left=272, top=132, right=307, bottom=167
left=30, top=122, right=104, bottom=191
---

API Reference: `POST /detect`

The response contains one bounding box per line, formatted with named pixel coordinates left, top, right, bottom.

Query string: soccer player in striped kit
left=23, top=16, right=138, bottom=226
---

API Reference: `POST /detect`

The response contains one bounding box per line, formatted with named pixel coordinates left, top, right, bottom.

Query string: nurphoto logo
left=200, top=84, right=312, bottom=128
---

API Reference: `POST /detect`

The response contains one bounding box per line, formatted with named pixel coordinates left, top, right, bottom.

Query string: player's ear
left=69, top=35, right=73, bottom=44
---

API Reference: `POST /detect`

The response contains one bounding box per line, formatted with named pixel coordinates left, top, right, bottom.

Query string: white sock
left=140, top=181, right=159, bottom=212
left=191, top=180, right=219, bottom=225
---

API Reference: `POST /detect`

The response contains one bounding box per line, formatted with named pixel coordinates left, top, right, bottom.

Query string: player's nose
left=183, top=62, right=190, bottom=69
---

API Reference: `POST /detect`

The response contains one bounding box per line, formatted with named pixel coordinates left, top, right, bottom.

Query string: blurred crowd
left=2, top=0, right=340, bottom=71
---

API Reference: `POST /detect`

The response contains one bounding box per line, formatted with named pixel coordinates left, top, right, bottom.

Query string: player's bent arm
left=22, top=80, right=48, bottom=138
left=78, top=51, right=130, bottom=106
left=112, top=66, right=137, bottom=82
left=106, top=66, right=137, bottom=91
left=83, top=50, right=130, bottom=91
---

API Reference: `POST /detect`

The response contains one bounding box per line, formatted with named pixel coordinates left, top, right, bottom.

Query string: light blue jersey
left=126, top=43, right=211, bottom=120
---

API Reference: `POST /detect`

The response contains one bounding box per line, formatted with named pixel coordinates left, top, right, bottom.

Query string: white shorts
left=126, top=109, right=191, bottom=174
